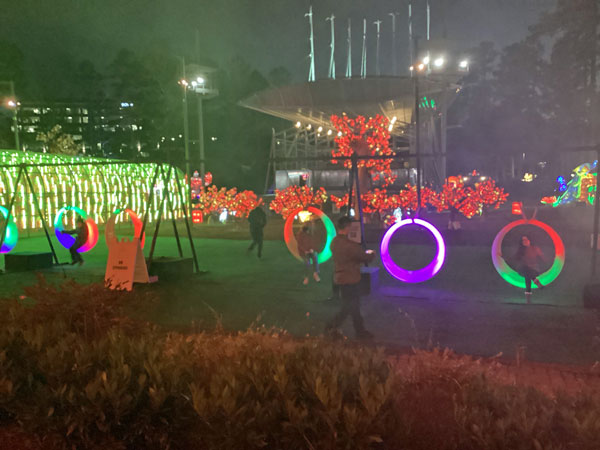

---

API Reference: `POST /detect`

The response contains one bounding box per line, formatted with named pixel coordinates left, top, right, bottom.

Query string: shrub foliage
left=0, top=277, right=599, bottom=449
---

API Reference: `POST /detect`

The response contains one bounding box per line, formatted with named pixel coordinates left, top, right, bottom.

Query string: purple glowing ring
left=380, top=218, right=446, bottom=283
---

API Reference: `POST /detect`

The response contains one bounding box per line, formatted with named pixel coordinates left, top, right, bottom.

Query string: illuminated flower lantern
left=0, top=206, right=18, bottom=253
left=54, top=206, right=99, bottom=252
left=204, top=171, right=213, bottom=186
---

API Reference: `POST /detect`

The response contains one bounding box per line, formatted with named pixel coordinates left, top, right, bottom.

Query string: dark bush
left=0, top=278, right=599, bottom=449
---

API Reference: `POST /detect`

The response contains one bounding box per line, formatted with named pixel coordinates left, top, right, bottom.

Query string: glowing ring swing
left=283, top=207, right=336, bottom=264
left=380, top=218, right=446, bottom=283
left=0, top=206, right=18, bottom=254
left=105, top=208, right=145, bottom=248
left=491, top=219, right=565, bottom=289
left=54, top=206, right=99, bottom=252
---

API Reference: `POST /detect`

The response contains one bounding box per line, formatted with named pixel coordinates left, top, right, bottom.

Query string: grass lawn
left=1, top=221, right=598, bottom=365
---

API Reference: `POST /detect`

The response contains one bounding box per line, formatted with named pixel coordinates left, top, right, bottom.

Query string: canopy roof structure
left=240, top=76, right=461, bottom=134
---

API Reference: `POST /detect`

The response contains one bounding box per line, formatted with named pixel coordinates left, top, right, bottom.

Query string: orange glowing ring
left=283, top=207, right=336, bottom=264
left=105, top=208, right=145, bottom=248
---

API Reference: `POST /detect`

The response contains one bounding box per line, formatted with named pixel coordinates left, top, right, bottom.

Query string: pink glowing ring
left=105, top=208, right=145, bottom=248
left=380, top=218, right=446, bottom=283
left=54, top=206, right=99, bottom=253
left=283, top=207, right=336, bottom=264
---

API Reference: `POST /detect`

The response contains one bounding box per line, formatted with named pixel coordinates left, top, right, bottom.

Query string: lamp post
left=179, top=65, right=218, bottom=181
left=2, top=81, right=20, bottom=151
left=410, top=44, right=468, bottom=200
left=179, top=60, right=191, bottom=178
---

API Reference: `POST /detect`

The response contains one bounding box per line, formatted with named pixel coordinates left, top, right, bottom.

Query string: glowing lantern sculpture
left=0, top=206, right=18, bottom=253
left=54, top=206, right=99, bottom=252
left=512, top=202, right=523, bottom=216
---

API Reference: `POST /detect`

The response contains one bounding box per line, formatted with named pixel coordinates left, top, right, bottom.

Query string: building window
left=83, top=117, right=89, bottom=123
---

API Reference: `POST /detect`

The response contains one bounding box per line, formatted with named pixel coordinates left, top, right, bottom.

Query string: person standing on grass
left=62, top=217, right=88, bottom=266
left=296, top=223, right=320, bottom=285
left=500, top=235, right=545, bottom=303
left=325, top=216, right=375, bottom=339
left=514, top=235, right=545, bottom=303
left=247, top=204, right=267, bottom=258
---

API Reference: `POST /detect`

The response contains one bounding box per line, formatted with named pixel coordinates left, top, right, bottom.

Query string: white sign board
left=105, top=237, right=154, bottom=291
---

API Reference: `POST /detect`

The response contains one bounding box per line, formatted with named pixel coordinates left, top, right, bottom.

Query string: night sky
left=2, top=0, right=555, bottom=94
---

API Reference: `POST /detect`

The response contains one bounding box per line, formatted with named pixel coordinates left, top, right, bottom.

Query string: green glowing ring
left=491, top=219, right=565, bottom=289
left=284, top=207, right=336, bottom=264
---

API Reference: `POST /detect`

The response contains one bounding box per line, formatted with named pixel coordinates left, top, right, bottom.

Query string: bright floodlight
left=295, top=121, right=301, bottom=128
left=433, top=57, right=445, bottom=67
left=7, top=100, right=16, bottom=108
left=422, top=56, right=430, bottom=65
left=459, top=60, right=469, bottom=69
left=409, top=65, right=414, bottom=71
left=417, top=63, right=425, bottom=71
left=196, top=76, right=205, bottom=84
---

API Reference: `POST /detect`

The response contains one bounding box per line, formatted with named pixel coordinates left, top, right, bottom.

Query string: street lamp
left=433, top=57, right=445, bottom=68
left=5, top=98, right=20, bottom=151
left=179, top=64, right=218, bottom=181
left=1, top=81, right=20, bottom=151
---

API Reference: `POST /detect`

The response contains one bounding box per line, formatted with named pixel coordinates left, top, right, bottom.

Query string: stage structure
left=243, top=75, right=460, bottom=192
left=241, top=4, right=465, bottom=194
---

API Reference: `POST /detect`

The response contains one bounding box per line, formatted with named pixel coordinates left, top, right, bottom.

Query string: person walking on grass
left=325, top=216, right=375, bottom=339
left=247, top=204, right=267, bottom=258
left=296, top=223, right=320, bottom=285
left=62, top=217, right=88, bottom=266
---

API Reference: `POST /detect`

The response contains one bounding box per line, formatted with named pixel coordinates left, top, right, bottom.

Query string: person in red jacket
left=296, top=224, right=320, bottom=285
left=325, top=216, right=375, bottom=339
